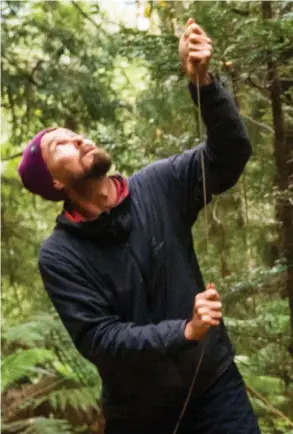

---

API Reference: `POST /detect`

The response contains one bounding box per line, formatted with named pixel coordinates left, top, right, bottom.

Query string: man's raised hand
left=179, top=18, right=213, bottom=86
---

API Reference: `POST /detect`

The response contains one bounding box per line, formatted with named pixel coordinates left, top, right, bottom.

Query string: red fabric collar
left=64, top=176, right=129, bottom=223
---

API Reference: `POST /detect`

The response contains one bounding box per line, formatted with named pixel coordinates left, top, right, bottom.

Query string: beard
left=67, top=149, right=112, bottom=195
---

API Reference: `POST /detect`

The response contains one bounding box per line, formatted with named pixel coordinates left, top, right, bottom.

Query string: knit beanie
left=18, top=128, right=66, bottom=201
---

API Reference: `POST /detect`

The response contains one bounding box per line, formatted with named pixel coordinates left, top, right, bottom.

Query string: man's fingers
left=188, top=34, right=211, bottom=45
left=185, top=22, right=206, bottom=38
left=209, top=318, right=220, bottom=326
left=196, top=300, right=222, bottom=311
left=188, top=37, right=212, bottom=49
left=197, top=307, right=222, bottom=318
left=201, top=315, right=220, bottom=326
left=188, top=43, right=212, bottom=55
left=188, top=52, right=212, bottom=63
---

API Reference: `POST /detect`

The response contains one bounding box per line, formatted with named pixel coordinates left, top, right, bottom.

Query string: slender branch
left=2, top=378, right=67, bottom=417
left=25, top=82, right=31, bottom=130
left=212, top=197, right=222, bottom=226
left=242, top=114, right=274, bottom=133
left=222, top=66, right=272, bottom=133
left=71, top=0, right=124, bottom=30
left=227, top=327, right=288, bottom=347
left=5, top=227, right=40, bottom=248
left=6, top=86, right=17, bottom=133
left=3, top=54, right=39, bottom=86
left=30, top=59, right=43, bottom=77
left=7, top=234, right=24, bottom=318
left=2, top=152, right=23, bottom=161
left=246, top=75, right=268, bottom=97
left=246, top=384, right=293, bottom=428
left=71, top=1, right=102, bottom=31
left=1, top=177, right=22, bottom=187
left=230, top=8, right=250, bottom=16
left=280, top=2, right=293, bottom=15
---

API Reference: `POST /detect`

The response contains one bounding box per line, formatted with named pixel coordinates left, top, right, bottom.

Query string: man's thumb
left=184, top=18, right=195, bottom=39
left=206, top=282, right=216, bottom=290
left=185, top=17, right=195, bottom=28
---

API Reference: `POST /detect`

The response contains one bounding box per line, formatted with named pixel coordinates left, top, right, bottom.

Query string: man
left=18, top=19, right=260, bottom=434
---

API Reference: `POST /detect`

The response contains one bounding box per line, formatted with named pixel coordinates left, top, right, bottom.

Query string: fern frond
left=2, top=314, right=58, bottom=349
left=33, top=385, right=101, bottom=414
left=2, top=417, right=72, bottom=434
left=1, top=348, right=54, bottom=391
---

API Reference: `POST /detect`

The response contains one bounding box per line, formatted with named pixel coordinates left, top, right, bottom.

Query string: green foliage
left=2, top=417, right=73, bottom=434
left=1, top=0, right=119, bottom=147
left=1, top=348, right=54, bottom=392
left=2, top=1, right=293, bottom=433
left=1, top=315, right=101, bottom=433
left=2, top=314, right=58, bottom=349
left=38, top=386, right=100, bottom=414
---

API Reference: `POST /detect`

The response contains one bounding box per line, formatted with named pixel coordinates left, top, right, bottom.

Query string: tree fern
left=2, top=314, right=62, bottom=350
left=2, top=417, right=73, bottom=434
left=1, top=348, right=54, bottom=391
left=2, top=317, right=102, bottom=433
left=41, top=386, right=101, bottom=413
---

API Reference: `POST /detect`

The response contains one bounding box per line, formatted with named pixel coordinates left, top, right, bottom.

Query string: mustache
left=69, top=156, right=112, bottom=190
left=83, top=159, right=112, bottom=180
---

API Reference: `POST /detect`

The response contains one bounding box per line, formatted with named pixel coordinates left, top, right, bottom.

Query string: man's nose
left=72, top=136, right=84, bottom=148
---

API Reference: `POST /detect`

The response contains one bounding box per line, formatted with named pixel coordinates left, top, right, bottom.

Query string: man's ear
left=53, top=179, right=65, bottom=190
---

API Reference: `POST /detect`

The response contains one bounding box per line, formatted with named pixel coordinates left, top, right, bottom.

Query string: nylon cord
left=171, top=340, right=206, bottom=434
left=197, top=91, right=210, bottom=262
left=172, top=73, right=210, bottom=434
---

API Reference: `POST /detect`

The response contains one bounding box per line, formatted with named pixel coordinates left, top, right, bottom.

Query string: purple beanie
left=18, top=128, right=67, bottom=202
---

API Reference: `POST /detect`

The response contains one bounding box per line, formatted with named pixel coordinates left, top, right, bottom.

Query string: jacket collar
left=56, top=181, right=132, bottom=243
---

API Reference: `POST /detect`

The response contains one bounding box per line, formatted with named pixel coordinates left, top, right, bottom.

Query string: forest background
left=1, top=1, right=293, bottom=433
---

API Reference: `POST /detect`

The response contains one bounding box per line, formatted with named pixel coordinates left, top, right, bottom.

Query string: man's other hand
left=184, top=283, right=222, bottom=341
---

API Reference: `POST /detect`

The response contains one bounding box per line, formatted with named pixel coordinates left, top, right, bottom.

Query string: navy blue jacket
left=39, top=79, right=251, bottom=421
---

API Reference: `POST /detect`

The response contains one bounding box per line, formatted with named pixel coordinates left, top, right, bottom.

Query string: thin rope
left=199, top=125, right=210, bottom=264
left=171, top=341, right=206, bottom=434
left=172, top=73, right=210, bottom=434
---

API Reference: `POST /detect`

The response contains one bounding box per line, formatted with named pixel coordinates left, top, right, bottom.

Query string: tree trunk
left=262, top=1, right=293, bottom=355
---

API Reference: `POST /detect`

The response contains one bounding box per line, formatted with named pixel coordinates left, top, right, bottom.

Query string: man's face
left=41, top=128, right=112, bottom=192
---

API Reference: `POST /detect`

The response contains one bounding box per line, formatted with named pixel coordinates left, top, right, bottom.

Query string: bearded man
left=18, top=19, right=260, bottom=434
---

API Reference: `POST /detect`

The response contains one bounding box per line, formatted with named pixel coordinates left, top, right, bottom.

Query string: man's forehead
left=42, top=128, right=80, bottom=145
left=50, top=128, right=78, bottom=137
left=40, top=129, right=73, bottom=155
